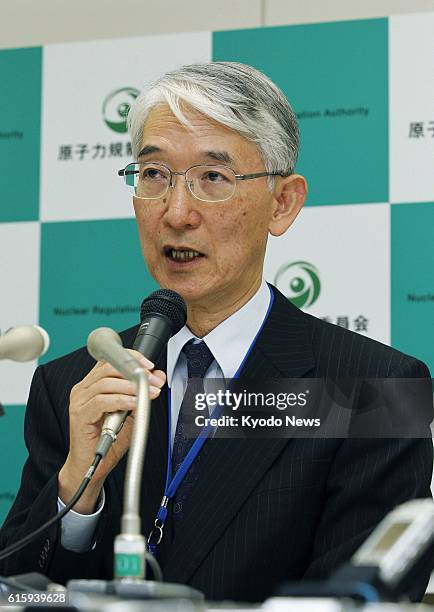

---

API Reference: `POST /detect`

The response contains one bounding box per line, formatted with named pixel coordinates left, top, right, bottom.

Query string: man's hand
left=58, top=349, right=166, bottom=514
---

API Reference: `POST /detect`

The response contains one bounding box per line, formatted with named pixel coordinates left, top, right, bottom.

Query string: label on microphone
left=114, top=537, right=146, bottom=580
left=115, top=554, right=143, bottom=579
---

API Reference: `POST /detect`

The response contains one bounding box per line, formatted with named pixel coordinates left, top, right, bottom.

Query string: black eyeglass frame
left=117, top=162, right=292, bottom=202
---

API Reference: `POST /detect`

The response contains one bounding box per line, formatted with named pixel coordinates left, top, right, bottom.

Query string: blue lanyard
left=148, top=285, right=274, bottom=554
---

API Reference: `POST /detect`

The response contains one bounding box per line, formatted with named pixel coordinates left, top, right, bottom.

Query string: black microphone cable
left=0, top=453, right=102, bottom=564
left=0, top=452, right=163, bottom=582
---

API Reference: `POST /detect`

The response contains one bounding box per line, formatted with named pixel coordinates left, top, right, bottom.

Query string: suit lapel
left=162, top=286, right=316, bottom=584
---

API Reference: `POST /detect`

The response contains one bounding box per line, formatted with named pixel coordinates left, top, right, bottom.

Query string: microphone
left=133, top=289, right=187, bottom=362
left=88, top=290, right=187, bottom=456
left=0, top=326, right=50, bottom=362
left=87, top=327, right=146, bottom=457
left=87, top=327, right=144, bottom=382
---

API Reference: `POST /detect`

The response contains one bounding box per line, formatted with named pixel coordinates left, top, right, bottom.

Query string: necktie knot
left=182, top=340, right=214, bottom=379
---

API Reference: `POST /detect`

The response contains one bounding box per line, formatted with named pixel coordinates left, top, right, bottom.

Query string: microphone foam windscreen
left=140, top=289, right=187, bottom=334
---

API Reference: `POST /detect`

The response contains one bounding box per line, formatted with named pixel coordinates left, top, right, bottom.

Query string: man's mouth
left=163, top=246, right=205, bottom=262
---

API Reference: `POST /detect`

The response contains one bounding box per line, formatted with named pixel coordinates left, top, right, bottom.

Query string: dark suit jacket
left=0, top=286, right=432, bottom=602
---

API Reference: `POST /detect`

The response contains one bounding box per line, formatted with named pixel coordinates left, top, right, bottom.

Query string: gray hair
left=127, top=62, right=299, bottom=180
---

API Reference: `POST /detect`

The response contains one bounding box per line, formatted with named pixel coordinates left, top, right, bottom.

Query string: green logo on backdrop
left=274, top=261, right=321, bottom=308
left=102, top=87, right=139, bottom=133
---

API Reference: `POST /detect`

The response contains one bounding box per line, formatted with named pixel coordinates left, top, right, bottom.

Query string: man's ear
left=268, top=174, right=307, bottom=237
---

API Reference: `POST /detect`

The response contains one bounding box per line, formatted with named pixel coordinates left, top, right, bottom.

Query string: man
left=0, top=62, right=432, bottom=602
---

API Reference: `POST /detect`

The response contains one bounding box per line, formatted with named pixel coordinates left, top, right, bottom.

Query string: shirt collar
left=166, top=279, right=271, bottom=386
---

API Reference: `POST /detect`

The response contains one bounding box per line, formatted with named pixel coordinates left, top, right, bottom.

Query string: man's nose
left=163, top=174, right=200, bottom=229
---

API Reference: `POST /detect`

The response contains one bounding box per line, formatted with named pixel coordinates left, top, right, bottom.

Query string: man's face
left=133, top=104, right=279, bottom=308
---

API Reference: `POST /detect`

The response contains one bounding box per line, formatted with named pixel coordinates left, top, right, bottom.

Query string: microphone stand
left=114, top=368, right=149, bottom=581
left=68, top=368, right=204, bottom=603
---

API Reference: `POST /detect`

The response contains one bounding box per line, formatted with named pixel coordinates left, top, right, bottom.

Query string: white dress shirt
left=59, top=279, right=272, bottom=551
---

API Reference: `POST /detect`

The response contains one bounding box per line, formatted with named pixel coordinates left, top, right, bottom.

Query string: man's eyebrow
left=204, top=150, right=234, bottom=165
left=137, top=144, right=161, bottom=158
left=136, top=145, right=235, bottom=165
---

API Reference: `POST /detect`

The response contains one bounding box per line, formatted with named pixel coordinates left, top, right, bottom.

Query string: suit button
left=174, top=501, right=182, bottom=514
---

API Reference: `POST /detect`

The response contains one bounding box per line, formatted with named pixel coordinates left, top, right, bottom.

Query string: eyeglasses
left=118, top=162, right=291, bottom=203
